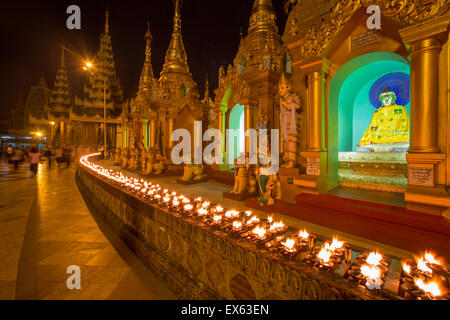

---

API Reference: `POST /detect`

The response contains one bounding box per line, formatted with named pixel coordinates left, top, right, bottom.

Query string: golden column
left=409, top=38, right=441, bottom=153
left=218, top=105, right=228, bottom=162
left=167, top=110, right=177, bottom=150
left=150, top=118, right=156, bottom=148
left=60, top=122, right=65, bottom=146
left=306, top=71, right=325, bottom=152
left=399, top=14, right=449, bottom=214
left=295, top=58, right=331, bottom=194
left=244, top=103, right=254, bottom=155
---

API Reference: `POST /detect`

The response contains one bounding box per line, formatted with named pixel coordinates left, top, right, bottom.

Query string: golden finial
left=60, top=46, right=65, bottom=68
left=105, top=9, right=110, bottom=34
left=145, top=21, right=152, bottom=41
left=248, top=0, right=278, bottom=34
left=161, top=0, right=189, bottom=74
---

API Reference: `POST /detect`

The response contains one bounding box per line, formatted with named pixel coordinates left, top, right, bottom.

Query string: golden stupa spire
left=138, top=21, right=155, bottom=93
left=248, top=0, right=278, bottom=35
left=161, top=0, right=190, bottom=75
left=105, top=9, right=110, bottom=34
left=203, top=74, right=210, bottom=101
left=60, top=46, right=65, bottom=68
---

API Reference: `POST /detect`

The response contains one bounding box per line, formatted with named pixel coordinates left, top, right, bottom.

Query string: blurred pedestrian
left=55, top=146, right=63, bottom=168
left=98, top=144, right=105, bottom=159
left=10, top=147, right=24, bottom=172
left=28, top=147, right=41, bottom=178
left=43, top=146, right=53, bottom=169
left=63, top=144, right=73, bottom=168
left=6, top=145, right=13, bottom=162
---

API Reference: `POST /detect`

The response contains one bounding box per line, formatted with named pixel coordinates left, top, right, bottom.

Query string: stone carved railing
left=76, top=163, right=398, bottom=300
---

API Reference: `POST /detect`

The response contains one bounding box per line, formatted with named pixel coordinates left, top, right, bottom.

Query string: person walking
left=55, top=146, right=63, bottom=168
left=44, top=146, right=54, bottom=169
left=28, top=147, right=41, bottom=178
left=98, top=144, right=105, bottom=160
left=10, top=147, right=24, bottom=172
left=63, top=144, right=73, bottom=168
left=6, top=145, right=13, bottom=162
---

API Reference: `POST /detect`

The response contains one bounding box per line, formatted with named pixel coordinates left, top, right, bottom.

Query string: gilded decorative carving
left=214, top=65, right=252, bottom=107
left=298, top=0, right=449, bottom=60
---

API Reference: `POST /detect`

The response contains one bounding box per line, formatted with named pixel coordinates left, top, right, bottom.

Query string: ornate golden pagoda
left=84, top=9, right=123, bottom=110
left=138, top=22, right=157, bottom=98
left=49, top=47, right=71, bottom=113
left=158, top=0, right=196, bottom=104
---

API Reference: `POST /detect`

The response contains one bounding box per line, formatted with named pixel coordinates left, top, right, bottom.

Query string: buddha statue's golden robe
left=359, top=104, right=410, bottom=146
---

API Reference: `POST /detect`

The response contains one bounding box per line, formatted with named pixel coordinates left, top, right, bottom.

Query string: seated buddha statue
left=358, top=87, right=410, bottom=152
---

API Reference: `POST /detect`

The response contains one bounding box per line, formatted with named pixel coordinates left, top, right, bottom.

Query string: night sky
left=0, top=0, right=287, bottom=120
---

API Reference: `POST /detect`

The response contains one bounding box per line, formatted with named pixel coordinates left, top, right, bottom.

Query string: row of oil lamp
left=80, top=153, right=450, bottom=300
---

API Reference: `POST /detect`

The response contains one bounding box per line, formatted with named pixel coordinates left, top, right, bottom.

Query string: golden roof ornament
left=161, top=0, right=190, bottom=75
left=138, top=21, right=155, bottom=94
left=248, top=0, right=278, bottom=35
left=105, top=9, right=110, bottom=34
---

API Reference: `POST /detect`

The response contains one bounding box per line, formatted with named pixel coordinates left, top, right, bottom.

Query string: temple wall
left=75, top=163, right=392, bottom=300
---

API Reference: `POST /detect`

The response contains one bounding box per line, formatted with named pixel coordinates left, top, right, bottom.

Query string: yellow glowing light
left=85, top=61, right=93, bottom=68
left=361, top=264, right=381, bottom=280
left=297, top=229, right=309, bottom=239
left=366, top=251, right=383, bottom=266
left=402, top=263, right=411, bottom=274
left=415, top=278, right=442, bottom=297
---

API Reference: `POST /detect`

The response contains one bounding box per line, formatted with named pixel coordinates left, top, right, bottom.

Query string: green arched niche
left=328, top=52, right=410, bottom=187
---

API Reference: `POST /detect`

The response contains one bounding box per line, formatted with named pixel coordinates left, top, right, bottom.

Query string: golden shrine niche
left=283, top=0, right=449, bottom=214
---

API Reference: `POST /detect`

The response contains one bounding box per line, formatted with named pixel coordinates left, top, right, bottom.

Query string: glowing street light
left=82, top=61, right=107, bottom=157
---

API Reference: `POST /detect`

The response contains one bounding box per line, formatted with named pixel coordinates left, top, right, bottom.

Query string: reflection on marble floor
left=0, top=159, right=176, bottom=300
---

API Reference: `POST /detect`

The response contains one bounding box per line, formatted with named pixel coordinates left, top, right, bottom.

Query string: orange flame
left=297, top=229, right=309, bottom=239
left=252, top=226, right=267, bottom=238
left=366, top=251, right=383, bottom=266
left=415, top=278, right=442, bottom=297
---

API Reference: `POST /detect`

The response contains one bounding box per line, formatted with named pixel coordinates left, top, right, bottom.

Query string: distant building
left=11, top=10, right=124, bottom=149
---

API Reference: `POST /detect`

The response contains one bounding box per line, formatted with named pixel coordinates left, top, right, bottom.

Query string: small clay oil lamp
left=295, top=228, right=315, bottom=251
left=196, top=207, right=209, bottom=218
left=346, top=251, right=390, bottom=291
left=306, top=237, right=350, bottom=271
left=182, top=203, right=194, bottom=215
left=224, top=209, right=240, bottom=221
left=230, top=220, right=244, bottom=235
left=268, top=220, right=288, bottom=236
left=211, top=214, right=223, bottom=226
left=213, top=205, right=224, bottom=213
left=399, top=252, right=449, bottom=300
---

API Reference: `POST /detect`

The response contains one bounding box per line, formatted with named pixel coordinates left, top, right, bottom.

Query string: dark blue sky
left=0, top=0, right=287, bottom=118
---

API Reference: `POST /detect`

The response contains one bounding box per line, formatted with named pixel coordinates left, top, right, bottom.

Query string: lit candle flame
left=225, top=210, right=240, bottom=218
left=361, top=264, right=381, bottom=280
left=269, top=221, right=285, bottom=231
left=246, top=216, right=259, bottom=225
left=232, top=221, right=242, bottom=230
left=415, top=278, right=442, bottom=297
left=252, top=226, right=267, bottom=238
left=402, top=263, right=411, bottom=274
left=317, top=247, right=331, bottom=264
left=297, top=229, right=309, bottom=239
left=366, top=251, right=382, bottom=266
left=282, top=238, right=296, bottom=251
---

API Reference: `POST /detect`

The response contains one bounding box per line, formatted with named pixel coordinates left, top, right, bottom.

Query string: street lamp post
left=103, top=76, right=107, bottom=158
left=84, top=62, right=108, bottom=159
